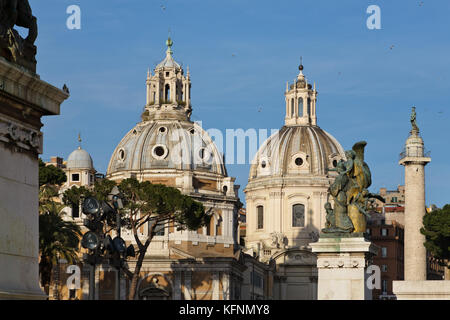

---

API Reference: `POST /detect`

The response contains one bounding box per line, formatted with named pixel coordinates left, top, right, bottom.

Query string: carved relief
left=317, top=257, right=365, bottom=269
left=0, top=118, right=42, bottom=153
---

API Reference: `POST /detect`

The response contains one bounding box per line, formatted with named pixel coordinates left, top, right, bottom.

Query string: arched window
left=292, top=204, right=305, bottom=227
left=298, top=97, right=304, bottom=117
left=164, top=84, right=170, bottom=102
left=257, top=206, right=264, bottom=229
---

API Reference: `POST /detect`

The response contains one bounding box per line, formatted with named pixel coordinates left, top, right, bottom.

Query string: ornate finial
left=78, top=133, right=82, bottom=149
left=410, top=106, right=419, bottom=135
left=166, top=36, right=173, bottom=52
left=299, top=56, right=304, bottom=71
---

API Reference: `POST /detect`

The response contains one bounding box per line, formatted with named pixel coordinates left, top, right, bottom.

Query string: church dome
left=66, top=147, right=94, bottom=170
left=249, top=125, right=345, bottom=180
left=107, top=120, right=227, bottom=177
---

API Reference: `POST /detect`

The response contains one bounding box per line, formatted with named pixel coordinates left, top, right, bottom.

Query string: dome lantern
left=285, top=60, right=318, bottom=126
left=144, top=37, right=192, bottom=121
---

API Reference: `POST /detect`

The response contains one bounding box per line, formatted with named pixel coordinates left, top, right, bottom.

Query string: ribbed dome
left=155, top=38, right=181, bottom=70
left=107, top=120, right=227, bottom=176
left=67, top=148, right=94, bottom=169
left=249, top=125, right=345, bottom=180
left=156, top=54, right=181, bottom=70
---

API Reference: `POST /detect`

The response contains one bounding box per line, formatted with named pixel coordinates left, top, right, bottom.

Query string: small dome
left=156, top=54, right=181, bottom=70
left=155, top=38, right=181, bottom=70
left=67, top=148, right=94, bottom=169
left=107, top=120, right=227, bottom=177
left=249, top=125, right=345, bottom=180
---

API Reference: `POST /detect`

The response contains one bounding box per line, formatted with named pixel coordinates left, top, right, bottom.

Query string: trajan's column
left=398, top=107, right=430, bottom=281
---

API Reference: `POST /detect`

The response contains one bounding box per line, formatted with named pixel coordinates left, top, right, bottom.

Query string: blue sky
left=35, top=0, right=450, bottom=207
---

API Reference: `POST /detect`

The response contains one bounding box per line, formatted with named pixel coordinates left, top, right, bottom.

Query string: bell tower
left=285, top=60, right=317, bottom=126
left=144, top=37, right=192, bottom=121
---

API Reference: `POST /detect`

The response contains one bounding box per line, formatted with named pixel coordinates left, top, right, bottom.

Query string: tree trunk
left=128, top=243, right=149, bottom=300
left=39, top=256, right=53, bottom=297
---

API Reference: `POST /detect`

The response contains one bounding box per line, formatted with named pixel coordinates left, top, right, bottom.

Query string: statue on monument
left=322, top=141, right=384, bottom=235
left=410, top=106, right=419, bottom=134
left=0, top=0, right=38, bottom=72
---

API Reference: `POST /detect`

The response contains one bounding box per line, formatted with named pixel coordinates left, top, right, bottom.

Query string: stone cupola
left=284, top=60, right=318, bottom=126
left=143, top=37, right=192, bottom=121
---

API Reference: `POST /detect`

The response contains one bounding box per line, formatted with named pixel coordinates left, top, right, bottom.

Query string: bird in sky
left=63, top=84, right=70, bottom=94
left=389, top=45, right=395, bottom=50
left=160, top=5, right=166, bottom=11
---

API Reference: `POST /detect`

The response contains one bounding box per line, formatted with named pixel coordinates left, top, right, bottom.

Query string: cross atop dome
left=78, top=133, right=82, bottom=150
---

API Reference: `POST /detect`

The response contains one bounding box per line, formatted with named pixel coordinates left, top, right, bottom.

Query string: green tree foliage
left=38, top=158, right=66, bottom=187
left=39, top=197, right=81, bottom=295
left=421, top=204, right=450, bottom=266
left=117, top=178, right=209, bottom=299
left=38, top=159, right=81, bottom=295
left=61, top=177, right=209, bottom=300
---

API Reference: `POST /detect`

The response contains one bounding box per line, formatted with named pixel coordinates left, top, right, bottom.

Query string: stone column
left=173, top=271, right=181, bottom=300
left=0, top=58, right=68, bottom=300
left=399, top=140, right=430, bottom=281
left=391, top=120, right=450, bottom=299
left=183, top=271, right=192, bottom=300
left=222, top=272, right=230, bottom=300
left=212, top=272, right=220, bottom=300
left=310, top=236, right=378, bottom=300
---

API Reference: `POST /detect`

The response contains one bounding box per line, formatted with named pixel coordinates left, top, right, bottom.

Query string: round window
left=158, top=126, right=167, bottom=134
left=261, top=161, right=267, bottom=168
left=333, top=159, right=338, bottom=168
left=152, top=145, right=168, bottom=159
left=295, top=157, right=304, bottom=166
left=223, top=185, right=228, bottom=193
left=118, top=149, right=126, bottom=161
left=198, top=148, right=212, bottom=162
left=155, top=146, right=165, bottom=157
left=190, top=128, right=195, bottom=135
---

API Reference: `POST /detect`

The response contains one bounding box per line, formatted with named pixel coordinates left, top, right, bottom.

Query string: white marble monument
left=0, top=57, right=69, bottom=299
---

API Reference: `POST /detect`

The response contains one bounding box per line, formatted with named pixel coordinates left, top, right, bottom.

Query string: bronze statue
left=323, top=160, right=354, bottom=233
left=322, top=141, right=384, bottom=235
left=0, top=0, right=38, bottom=72
left=410, top=106, right=419, bottom=133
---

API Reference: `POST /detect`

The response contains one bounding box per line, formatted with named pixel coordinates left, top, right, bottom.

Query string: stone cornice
left=0, top=57, right=69, bottom=116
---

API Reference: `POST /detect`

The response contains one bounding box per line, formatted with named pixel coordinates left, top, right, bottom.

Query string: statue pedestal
left=0, top=58, right=68, bottom=299
left=310, top=236, right=378, bottom=300
left=393, top=280, right=450, bottom=300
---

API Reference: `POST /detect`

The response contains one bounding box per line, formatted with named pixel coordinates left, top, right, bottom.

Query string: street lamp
left=80, top=190, right=135, bottom=300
